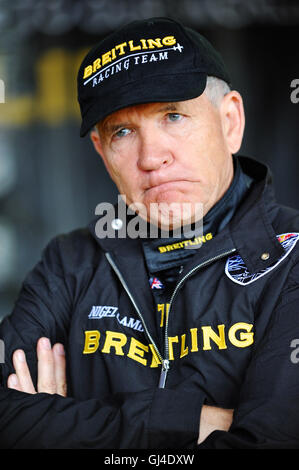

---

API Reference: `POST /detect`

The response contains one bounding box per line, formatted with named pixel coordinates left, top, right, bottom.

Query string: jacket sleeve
left=0, top=238, right=203, bottom=449
left=198, top=267, right=299, bottom=449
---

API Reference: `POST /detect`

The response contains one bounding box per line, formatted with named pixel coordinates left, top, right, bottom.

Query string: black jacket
left=1, top=156, right=299, bottom=449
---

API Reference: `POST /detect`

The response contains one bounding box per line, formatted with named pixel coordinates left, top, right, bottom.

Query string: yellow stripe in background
left=0, top=47, right=88, bottom=127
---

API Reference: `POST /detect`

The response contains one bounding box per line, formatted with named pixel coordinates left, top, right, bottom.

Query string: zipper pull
left=158, top=359, right=170, bottom=388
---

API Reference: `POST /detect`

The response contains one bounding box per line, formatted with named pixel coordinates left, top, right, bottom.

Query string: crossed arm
left=6, top=338, right=233, bottom=445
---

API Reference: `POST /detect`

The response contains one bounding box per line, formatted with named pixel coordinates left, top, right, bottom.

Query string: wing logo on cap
left=173, top=43, right=184, bottom=52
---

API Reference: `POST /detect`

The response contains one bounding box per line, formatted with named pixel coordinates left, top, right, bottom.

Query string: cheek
left=102, top=151, right=141, bottom=198
left=188, top=118, right=227, bottom=165
left=180, top=123, right=229, bottom=198
left=101, top=146, right=126, bottom=180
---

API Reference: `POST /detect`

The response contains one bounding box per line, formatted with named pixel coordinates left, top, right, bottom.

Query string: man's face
left=91, top=91, right=243, bottom=229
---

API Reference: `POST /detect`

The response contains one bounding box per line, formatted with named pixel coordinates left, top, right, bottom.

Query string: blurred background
left=0, top=0, right=298, bottom=320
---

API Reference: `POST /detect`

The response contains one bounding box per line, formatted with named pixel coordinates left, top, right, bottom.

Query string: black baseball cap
left=77, top=17, right=231, bottom=137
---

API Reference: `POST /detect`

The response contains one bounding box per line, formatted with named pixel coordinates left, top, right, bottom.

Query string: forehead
left=101, top=102, right=181, bottom=126
left=98, top=95, right=209, bottom=133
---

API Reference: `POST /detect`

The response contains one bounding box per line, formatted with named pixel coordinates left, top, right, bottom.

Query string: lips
left=145, top=179, right=194, bottom=192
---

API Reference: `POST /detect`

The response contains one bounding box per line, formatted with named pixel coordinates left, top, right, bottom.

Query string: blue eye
left=167, top=113, right=182, bottom=122
left=115, top=128, right=131, bottom=138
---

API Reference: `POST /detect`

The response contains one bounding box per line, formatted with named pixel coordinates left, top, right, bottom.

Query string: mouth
left=146, top=178, right=192, bottom=189
left=145, top=179, right=196, bottom=194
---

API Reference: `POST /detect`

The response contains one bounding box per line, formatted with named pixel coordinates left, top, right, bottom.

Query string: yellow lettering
left=83, top=64, right=93, bottom=79
left=140, top=39, right=148, bottom=49
left=128, top=40, right=141, bottom=51
left=101, top=330, right=127, bottom=355
left=192, top=236, right=202, bottom=245
left=111, top=48, right=116, bottom=60
left=82, top=323, right=253, bottom=364
left=162, top=36, right=176, bottom=46
left=127, top=338, right=148, bottom=366
left=157, top=303, right=170, bottom=328
left=168, top=336, right=179, bottom=360
left=190, top=328, right=198, bottom=352
left=115, top=42, right=127, bottom=55
left=92, top=58, right=101, bottom=73
left=180, top=334, right=188, bottom=358
left=149, top=344, right=161, bottom=368
left=158, top=246, right=167, bottom=253
left=147, top=38, right=163, bottom=49
left=157, top=304, right=164, bottom=328
left=202, top=324, right=227, bottom=350
left=83, top=330, right=100, bottom=354
left=101, top=51, right=112, bottom=66
left=228, top=322, right=254, bottom=348
left=206, top=232, right=213, bottom=241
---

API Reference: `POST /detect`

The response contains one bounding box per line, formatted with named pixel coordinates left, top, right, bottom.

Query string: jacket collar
left=88, top=155, right=284, bottom=274
left=229, top=155, right=284, bottom=273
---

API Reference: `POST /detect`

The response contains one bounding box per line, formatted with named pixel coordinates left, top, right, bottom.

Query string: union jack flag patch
left=149, top=277, right=164, bottom=289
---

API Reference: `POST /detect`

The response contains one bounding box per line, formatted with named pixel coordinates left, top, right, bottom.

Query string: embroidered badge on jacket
left=149, top=277, right=164, bottom=289
left=225, top=233, right=299, bottom=285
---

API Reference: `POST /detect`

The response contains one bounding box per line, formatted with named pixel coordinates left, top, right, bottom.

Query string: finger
left=7, top=373, right=22, bottom=392
left=12, top=349, right=36, bottom=394
left=37, top=337, right=56, bottom=394
left=53, top=343, right=67, bottom=397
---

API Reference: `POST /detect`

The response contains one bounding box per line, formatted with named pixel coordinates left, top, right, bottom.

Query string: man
left=1, top=16, right=299, bottom=449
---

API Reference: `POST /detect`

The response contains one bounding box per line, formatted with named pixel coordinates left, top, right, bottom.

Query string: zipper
left=105, top=253, right=164, bottom=366
left=106, top=247, right=236, bottom=389
left=158, top=359, right=170, bottom=389
left=163, top=248, right=236, bottom=373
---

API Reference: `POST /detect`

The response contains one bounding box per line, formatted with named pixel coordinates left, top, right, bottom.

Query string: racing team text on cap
left=83, top=35, right=183, bottom=87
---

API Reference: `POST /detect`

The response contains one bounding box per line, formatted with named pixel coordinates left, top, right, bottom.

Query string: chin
left=149, top=201, right=203, bottom=233
left=145, top=188, right=191, bottom=205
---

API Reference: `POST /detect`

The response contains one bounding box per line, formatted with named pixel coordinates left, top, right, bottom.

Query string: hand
left=198, top=405, right=234, bottom=444
left=7, top=337, right=67, bottom=397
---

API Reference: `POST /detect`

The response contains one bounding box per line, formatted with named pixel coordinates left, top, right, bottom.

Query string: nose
left=137, top=128, right=174, bottom=171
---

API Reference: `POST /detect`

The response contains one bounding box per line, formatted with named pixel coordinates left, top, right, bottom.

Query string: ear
left=90, top=128, right=114, bottom=179
left=220, top=91, right=245, bottom=155
left=90, top=127, right=104, bottom=156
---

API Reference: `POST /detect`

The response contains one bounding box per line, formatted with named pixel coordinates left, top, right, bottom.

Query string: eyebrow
left=156, top=103, right=180, bottom=113
left=100, top=102, right=181, bottom=136
left=99, top=120, right=131, bottom=137
left=103, top=122, right=131, bottom=134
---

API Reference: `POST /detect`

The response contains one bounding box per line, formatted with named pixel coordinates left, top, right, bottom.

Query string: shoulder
left=268, top=203, right=299, bottom=265
left=40, top=227, right=103, bottom=277
left=273, top=203, right=299, bottom=230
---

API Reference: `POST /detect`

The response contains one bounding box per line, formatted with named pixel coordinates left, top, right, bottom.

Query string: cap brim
left=80, top=72, right=207, bottom=137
